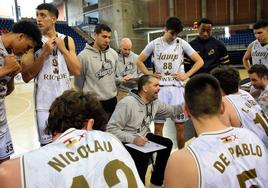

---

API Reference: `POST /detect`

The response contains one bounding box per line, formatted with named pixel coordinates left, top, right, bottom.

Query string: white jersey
left=34, top=33, right=72, bottom=110
left=251, top=40, right=268, bottom=68
left=21, top=128, right=144, bottom=188
left=226, top=89, right=268, bottom=149
left=188, top=127, right=268, bottom=188
left=0, top=36, right=12, bottom=134
left=143, top=37, right=195, bottom=86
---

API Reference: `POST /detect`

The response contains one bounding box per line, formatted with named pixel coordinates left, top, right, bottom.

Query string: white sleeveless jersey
left=251, top=40, right=268, bottom=68
left=226, top=89, right=268, bottom=149
left=0, top=36, right=12, bottom=133
left=35, top=33, right=72, bottom=110
left=21, top=128, right=144, bottom=188
left=152, top=37, right=185, bottom=86
left=188, top=127, right=268, bottom=188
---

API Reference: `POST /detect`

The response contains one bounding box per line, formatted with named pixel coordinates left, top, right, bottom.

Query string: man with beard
left=248, top=64, right=268, bottom=114
left=117, top=37, right=142, bottom=93
left=75, top=24, right=118, bottom=117
left=107, top=74, right=183, bottom=187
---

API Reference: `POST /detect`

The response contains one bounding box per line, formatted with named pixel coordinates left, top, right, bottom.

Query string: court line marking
left=7, top=95, right=32, bottom=125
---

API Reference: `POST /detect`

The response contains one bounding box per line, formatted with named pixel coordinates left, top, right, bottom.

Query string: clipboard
left=125, top=141, right=167, bottom=153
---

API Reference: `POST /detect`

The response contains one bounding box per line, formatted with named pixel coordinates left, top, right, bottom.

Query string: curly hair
left=12, top=20, right=42, bottom=46
left=45, top=89, right=108, bottom=136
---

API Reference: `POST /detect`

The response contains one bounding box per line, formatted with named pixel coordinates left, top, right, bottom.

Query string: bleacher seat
left=55, top=23, right=86, bottom=53
left=217, top=29, right=255, bottom=46
left=0, top=18, right=86, bottom=54
left=0, top=18, right=14, bottom=32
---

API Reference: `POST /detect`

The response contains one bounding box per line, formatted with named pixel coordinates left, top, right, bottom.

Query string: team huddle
left=0, top=2, right=268, bottom=188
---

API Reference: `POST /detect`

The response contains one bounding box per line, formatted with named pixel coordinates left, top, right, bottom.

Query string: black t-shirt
left=184, top=37, right=229, bottom=75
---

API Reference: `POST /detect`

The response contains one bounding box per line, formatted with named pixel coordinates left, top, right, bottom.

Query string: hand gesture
left=133, top=135, right=148, bottom=146
left=4, top=55, right=22, bottom=75
left=42, top=38, right=55, bottom=56
left=173, top=72, right=189, bottom=81
left=123, top=75, right=133, bottom=81
left=153, top=72, right=162, bottom=79
left=54, top=37, right=66, bottom=53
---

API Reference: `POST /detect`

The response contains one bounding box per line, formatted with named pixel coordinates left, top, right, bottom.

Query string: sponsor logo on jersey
left=62, top=133, right=86, bottom=148
left=208, top=49, right=215, bottom=56
left=219, top=134, right=238, bottom=144
left=63, top=137, right=78, bottom=148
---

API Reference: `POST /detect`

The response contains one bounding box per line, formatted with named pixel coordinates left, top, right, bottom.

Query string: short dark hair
left=197, top=18, right=213, bottom=26
left=137, top=74, right=155, bottom=92
left=185, top=74, right=222, bottom=118
left=253, top=20, right=268, bottom=30
left=36, top=3, right=59, bottom=18
left=211, top=66, right=240, bottom=95
left=165, top=17, right=183, bottom=33
left=45, top=90, right=108, bottom=136
left=248, top=64, right=268, bottom=78
left=94, top=23, right=111, bottom=34
left=12, top=20, right=42, bottom=46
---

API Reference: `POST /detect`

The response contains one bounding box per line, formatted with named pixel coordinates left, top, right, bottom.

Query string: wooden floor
left=5, top=68, right=249, bottom=187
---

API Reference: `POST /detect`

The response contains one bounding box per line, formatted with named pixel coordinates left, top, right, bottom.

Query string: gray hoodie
left=107, top=90, right=183, bottom=143
left=116, top=51, right=143, bottom=92
left=75, top=43, right=118, bottom=100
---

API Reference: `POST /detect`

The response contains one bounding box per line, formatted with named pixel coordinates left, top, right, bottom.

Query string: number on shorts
left=237, top=169, right=258, bottom=188
left=5, top=143, right=13, bottom=153
left=71, top=159, right=138, bottom=188
left=253, top=111, right=268, bottom=136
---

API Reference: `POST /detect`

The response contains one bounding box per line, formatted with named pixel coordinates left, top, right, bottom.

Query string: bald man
left=117, top=38, right=142, bottom=93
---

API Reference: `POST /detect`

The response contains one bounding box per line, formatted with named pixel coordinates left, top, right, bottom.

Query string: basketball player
left=243, top=20, right=268, bottom=70
left=0, top=20, right=41, bottom=163
left=248, top=64, right=268, bottom=114
left=211, top=66, right=268, bottom=149
left=75, top=24, right=118, bottom=117
left=117, top=37, right=142, bottom=93
left=21, top=3, right=80, bottom=146
left=164, top=74, right=268, bottom=188
left=0, top=90, right=144, bottom=188
left=184, top=18, right=230, bottom=75
left=135, top=16, right=204, bottom=148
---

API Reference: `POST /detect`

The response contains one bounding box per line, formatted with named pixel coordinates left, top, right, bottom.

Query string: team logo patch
left=63, top=137, right=78, bottom=148
left=62, top=132, right=86, bottom=148
left=208, top=49, right=215, bottom=56
left=219, top=134, right=238, bottom=144
left=95, top=59, right=114, bottom=80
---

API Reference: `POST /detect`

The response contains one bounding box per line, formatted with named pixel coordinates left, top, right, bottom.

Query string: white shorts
left=155, top=86, right=188, bottom=123
left=36, top=111, right=52, bottom=144
left=0, top=129, right=14, bottom=160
